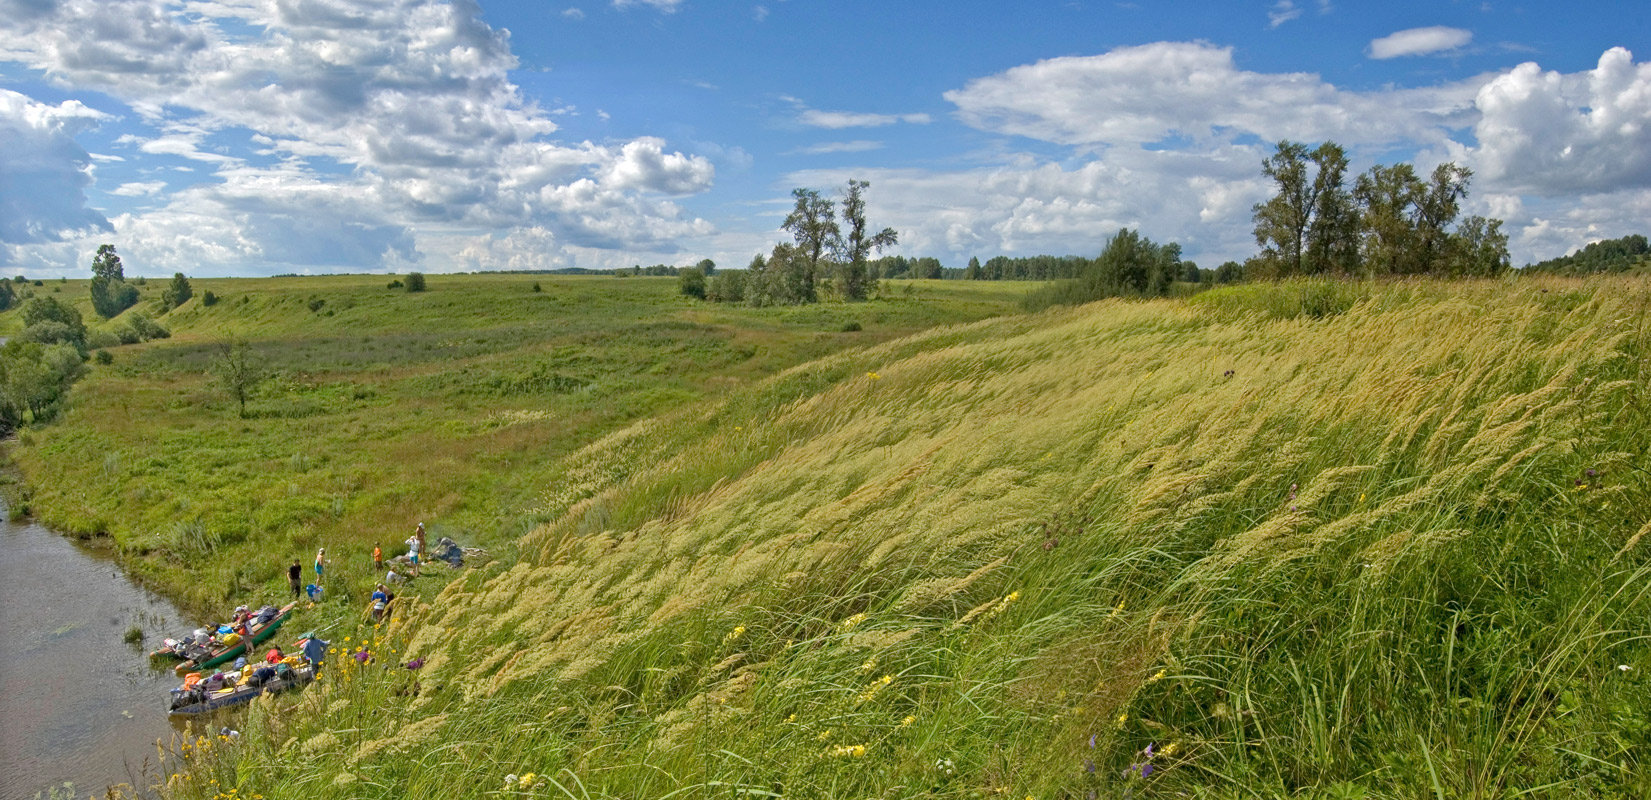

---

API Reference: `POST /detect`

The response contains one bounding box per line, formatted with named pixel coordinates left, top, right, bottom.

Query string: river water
left=0, top=512, right=196, bottom=800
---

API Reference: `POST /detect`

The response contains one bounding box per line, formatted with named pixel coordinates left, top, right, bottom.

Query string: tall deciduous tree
left=1306, top=142, right=1360, bottom=275
left=1412, top=163, right=1473, bottom=272
left=91, top=244, right=124, bottom=282
left=1252, top=141, right=1315, bottom=277
left=162, top=272, right=193, bottom=309
left=1352, top=163, right=1420, bottom=276
left=834, top=179, right=898, bottom=301
left=781, top=188, right=838, bottom=304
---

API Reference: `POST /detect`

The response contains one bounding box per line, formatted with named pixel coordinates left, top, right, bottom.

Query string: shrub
left=308, top=297, right=326, bottom=312
left=387, top=279, right=404, bottom=289
left=840, top=320, right=862, bottom=332
left=707, top=270, right=746, bottom=303
left=679, top=267, right=706, bottom=299
left=86, top=330, right=120, bottom=350
left=94, top=350, right=114, bottom=365
left=405, top=272, right=426, bottom=292
left=161, top=272, right=192, bottom=309
left=129, top=312, right=170, bottom=340
left=532, top=282, right=542, bottom=293
left=202, top=291, right=218, bottom=307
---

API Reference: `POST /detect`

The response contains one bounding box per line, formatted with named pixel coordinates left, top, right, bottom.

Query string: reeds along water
left=202, top=278, right=1651, bottom=799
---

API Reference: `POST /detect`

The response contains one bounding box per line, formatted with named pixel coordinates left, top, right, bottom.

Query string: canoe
left=168, top=663, right=314, bottom=716
left=173, top=602, right=299, bottom=676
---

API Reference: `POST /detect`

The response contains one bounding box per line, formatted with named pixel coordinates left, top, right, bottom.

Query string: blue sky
left=1, top=0, right=1647, bottom=276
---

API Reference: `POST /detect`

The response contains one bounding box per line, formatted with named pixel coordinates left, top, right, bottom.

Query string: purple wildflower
left=1586, top=468, right=1597, bottom=477
left=406, top=658, right=425, bottom=670
left=1084, top=759, right=1096, bottom=774
left=353, top=650, right=369, bottom=664
left=1088, top=734, right=1096, bottom=749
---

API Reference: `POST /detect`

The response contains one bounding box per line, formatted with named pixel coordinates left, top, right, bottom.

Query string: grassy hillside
left=162, top=277, right=1650, bottom=799
left=0, top=274, right=1028, bottom=613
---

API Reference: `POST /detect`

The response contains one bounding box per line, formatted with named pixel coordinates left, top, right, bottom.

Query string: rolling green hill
left=161, top=277, right=1650, bottom=799
left=0, top=274, right=1029, bottom=613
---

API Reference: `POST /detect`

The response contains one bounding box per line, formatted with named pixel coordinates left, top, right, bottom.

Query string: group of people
left=282, top=523, right=429, bottom=620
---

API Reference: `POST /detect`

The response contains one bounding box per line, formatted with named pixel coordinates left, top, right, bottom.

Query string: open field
left=0, top=274, right=1030, bottom=613
left=146, top=276, right=1651, bottom=799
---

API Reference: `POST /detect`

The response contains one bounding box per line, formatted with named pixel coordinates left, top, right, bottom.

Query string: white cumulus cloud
left=0, top=0, right=718, bottom=272
left=0, top=89, right=112, bottom=246
left=945, top=42, right=1480, bottom=148
left=1472, top=47, right=1651, bottom=196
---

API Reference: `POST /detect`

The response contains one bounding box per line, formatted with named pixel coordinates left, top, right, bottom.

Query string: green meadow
left=0, top=274, right=1028, bottom=613
left=5, top=275, right=1649, bottom=799
left=133, top=276, right=1648, bottom=800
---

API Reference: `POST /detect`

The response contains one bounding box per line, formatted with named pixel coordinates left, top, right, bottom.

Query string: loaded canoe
left=173, top=602, right=298, bottom=676
left=168, top=663, right=314, bottom=716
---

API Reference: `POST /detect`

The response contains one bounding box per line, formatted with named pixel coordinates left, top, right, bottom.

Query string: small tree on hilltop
left=162, top=272, right=193, bottom=310
left=89, top=244, right=140, bottom=318
left=210, top=338, right=266, bottom=418
left=404, top=272, right=427, bottom=292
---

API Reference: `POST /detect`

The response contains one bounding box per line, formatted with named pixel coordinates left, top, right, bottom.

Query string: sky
left=1, top=0, right=1648, bottom=277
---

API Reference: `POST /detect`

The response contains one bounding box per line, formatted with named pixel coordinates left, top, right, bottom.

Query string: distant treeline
left=1523, top=234, right=1649, bottom=275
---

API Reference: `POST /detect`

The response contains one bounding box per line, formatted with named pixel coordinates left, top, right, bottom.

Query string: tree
left=21, top=295, right=87, bottom=351
left=1352, top=163, right=1420, bottom=276
left=834, top=179, right=898, bottom=301
left=92, top=244, right=124, bottom=282
left=1411, top=163, right=1473, bottom=272
left=781, top=188, right=838, bottom=304
left=210, top=339, right=266, bottom=418
left=1445, top=216, right=1511, bottom=277
left=1305, top=142, right=1360, bottom=275
left=162, top=272, right=193, bottom=309
left=679, top=267, right=707, bottom=299
left=695, top=258, right=716, bottom=277
left=1214, top=260, right=1246, bottom=284
left=1252, top=141, right=1316, bottom=277
left=707, top=269, right=746, bottom=303
left=404, top=272, right=427, bottom=292
left=964, top=256, right=982, bottom=280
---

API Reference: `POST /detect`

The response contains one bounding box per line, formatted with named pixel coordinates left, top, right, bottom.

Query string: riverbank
left=0, top=504, right=195, bottom=800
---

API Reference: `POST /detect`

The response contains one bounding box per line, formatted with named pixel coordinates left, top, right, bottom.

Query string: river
left=0, top=511, right=196, bottom=800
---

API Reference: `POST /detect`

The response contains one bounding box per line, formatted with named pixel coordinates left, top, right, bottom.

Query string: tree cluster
left=1251, top=141, right=1510, bottom=279
left=1524, top=234, right=1649, bottom=274
left=0, top=297, right=89, bottom=432
left=1024, top=229, right=1187, bottom=311
left=89, top=244, right=142, bottom=318
left=710, top=181, right=897, bottom=306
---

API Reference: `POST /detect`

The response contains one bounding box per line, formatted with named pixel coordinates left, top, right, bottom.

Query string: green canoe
left=174, top=602, right=298, bottom=676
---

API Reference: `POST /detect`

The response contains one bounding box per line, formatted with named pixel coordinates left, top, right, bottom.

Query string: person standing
left=314, top=547, right=328, bottom=585
left=406, top=530, right=422, bottom=578
left=372, top=542, right=383, bottom=573
left=287, top=560, right=302, bottom=599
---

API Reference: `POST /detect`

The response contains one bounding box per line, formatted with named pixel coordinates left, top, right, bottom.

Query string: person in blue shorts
left=314, top=547, right=328, bottom=584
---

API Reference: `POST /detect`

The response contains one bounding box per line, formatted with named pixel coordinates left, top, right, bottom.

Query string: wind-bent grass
left=138, top=278, right=1651, bottom=797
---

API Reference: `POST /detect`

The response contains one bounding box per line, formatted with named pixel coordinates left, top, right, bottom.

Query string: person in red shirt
left=266, top=646, right=284, bottom=665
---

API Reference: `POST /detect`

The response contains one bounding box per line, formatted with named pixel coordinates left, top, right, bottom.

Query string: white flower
left=504, top=774, right=518, bottom=788
left=1619, top=664, right=1632, bottom=671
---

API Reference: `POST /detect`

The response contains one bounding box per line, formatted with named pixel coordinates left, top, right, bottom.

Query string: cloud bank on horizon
left=1, top=0, right=1648, bottom=276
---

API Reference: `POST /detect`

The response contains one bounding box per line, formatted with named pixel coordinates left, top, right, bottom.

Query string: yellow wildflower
left=1162, top=742, right=1179, bottom=757
left=832, top=744, right=867, bottom=757
left=899, top=715, right=915, bottom=728
left=1148, top=669, right=1166, bottom=683
left=1115, top=711, right=1128, bottom=727
left=867, top=372, right=880, bottom=380
left=839, top=613, right=868, bottom=632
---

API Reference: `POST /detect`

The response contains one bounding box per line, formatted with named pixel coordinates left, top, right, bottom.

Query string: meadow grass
left=151, top=276, right=1651, bottom=799
left=0, top=274, right=1029, bottom=615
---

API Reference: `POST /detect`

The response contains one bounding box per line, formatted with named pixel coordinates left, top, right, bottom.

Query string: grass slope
left=164, top=277, right=1651, bottom=799
left=1, top=274, right=1028, bottom=613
